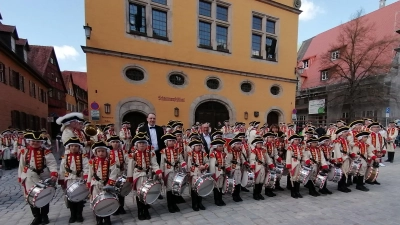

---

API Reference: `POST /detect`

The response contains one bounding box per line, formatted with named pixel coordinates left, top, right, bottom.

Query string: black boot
left=197, top=195, right=206, bottom=210
left=41, top=204, right=50, bottom=224
left=322, top=180, right=332, bottom=194
left=373, top=180, right=381, bottom=185
left=191, top=191, right=199, bottom=211
left=218, top=189, right=226, bottom=206
left=290, top=180, right=297, bottom=198
left=338, top=176, right=350, bottom=192
left=258, top=184, right=265, bottom=200
left=356, top=176, right=369, bottom=192
left=307, top=181, right=318, bottom=197
left=118, top=196, right=126, bottom=214
left=389, top=152, right=394, bottom=163
left=287, top=175, right=292, bottom=190
left=172, top=194, right=180, bottom=212
left=275, top=179, right=284, bottom=191
left=4, top=160, right=10, bottom=170
left=103, top=216, right=111, bottom=225
left=346, top=175, right=353, bottom=186
left=143, top=206, right=151, bottom=220
left=353, top=175, right=358, bottom=184
left=166, top=191, right=175, bottom=213
left=96, top=216, right=103, bottom=225
left=265, top=188, right=276, bottom=197
left=175, top=195, right=186, bottom=204
left=68, top=201, right=77, bottom=223
left=136, top=197, right=145, bottom=220
left=214, top=188, right=223, bottom=205
left=253, top=184, right=260, bottom=200
left=76, top=202, right=84, bottom=222
left=295, top=182, right=303, bottom=198
left=241, top=186, right=250, bottom=192
left=30, top=206, right=41, bottom=225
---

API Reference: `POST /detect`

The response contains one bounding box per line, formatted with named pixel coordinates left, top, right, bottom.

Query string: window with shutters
left=32, top=83, right=36, bottom=98
left=251, top=12, right=279, bottom=61
left=0, top=63, right=5, bottom=83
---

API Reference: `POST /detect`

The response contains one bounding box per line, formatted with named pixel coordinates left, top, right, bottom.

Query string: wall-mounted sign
left=90, top=102, right=100, bottom=110
left=308, top=99, right=325, bottom=115
left=158, top=96, right=185, bottom=102
left=91, top=110, right=100, bottom=121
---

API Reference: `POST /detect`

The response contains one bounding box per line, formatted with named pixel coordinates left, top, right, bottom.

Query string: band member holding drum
left=174, top=130, right=188, bottom=165
left=160, top=133, right=187, bottom=213
left=209, top=139, right=227, bottom=206
left=187, top=139, right=209, bottom=211
left=119, top=121, right=132, bottom=152
left=126, top=133, right=162, bottom=220
left=318, top=136, right=333, bottom=194
left=18, top=132, right=58, bottom=225
left=226, top=138, right=249, bottom=202
left=333, top=126, right=352, bottom=193
left=303, top=138, right=329, bottom=197
left=107, top=136, right=128, bottom=215
left=346, top=120, right=363, bottom=186
left=385, top=121, right=398, bottom=163
left=366, top=122, right=386, bottom=185
left=263, top=132, right=282, bottom=197
left=352, top=131, right=378, bottom=192
left=250, top=138, right=274, bottom=200
left=58, top=137, right=89, bottom=223
left=286, top=134, right=304, bottom=199
left=87, top=141, right=119, bottom=225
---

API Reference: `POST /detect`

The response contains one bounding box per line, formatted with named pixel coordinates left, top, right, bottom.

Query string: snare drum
left=241, top=171, right=255, bottom=188
left=91, top=192, right=119, bottom=217
left=327, top=166, right=342, bottom=183
left=172, top=172, right=188, bottom=196
left=223, top=177, right=235, bottom=194
left=137, top=179, right=162, bottom=204
left=194, top=174, right=214, bottom=197
left=314, top=173, right=327, bottom=189
left=298, top=166, right=312, bottom=184
left=27, top=183, right=56, bottom=208
left=264, top=170, right=277, bottom=188
left=66, top=180, right=89, bottom=202
left=275, top=164, right=284, bottom=179
left=365, top=166, right=379, bottom=182
left=115, top=175, right=132, bottom=197
left=349, top=159, right=362, bottom=175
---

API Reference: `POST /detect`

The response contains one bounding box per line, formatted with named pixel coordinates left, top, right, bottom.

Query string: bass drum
left=327, top=166, right=342, bottom=183
left=223, top=176, right=235, bottom=195
left=241, top=171, right=255, bottom=188
left=27, top=183, right=56, bottom=208
left=172, top=172, right=189, bottom=196
left=137, top=179, right=162, bottom=204
left=264, top=170, right=277, bottom=188
left=91, top=192, right=119, bottom=217
left=194, top=174, right=214, bottom=197
left=66, top=180, right=89, bottom=202
left=115, top=175, right=132, bottom=197
left=365, top=166, right=379, bottom=182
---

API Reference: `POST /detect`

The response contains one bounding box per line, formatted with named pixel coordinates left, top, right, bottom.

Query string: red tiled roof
left=27, top=45, right=53, bottom=75
left=298, top=1, right=400, bottom=90
left=0, top=24, right=16, bottom=33
left=16, top=38, right=27, bottom=45
left=62, top=71, right=87, bottom=91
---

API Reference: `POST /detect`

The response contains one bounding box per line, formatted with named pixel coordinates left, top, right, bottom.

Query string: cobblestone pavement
left=1, top=149, right=400, bottom=225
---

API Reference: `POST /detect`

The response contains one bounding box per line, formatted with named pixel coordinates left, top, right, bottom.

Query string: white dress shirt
left=148, top=124, right=159, bottom=151
left=203, top=133, right=211, bottom=150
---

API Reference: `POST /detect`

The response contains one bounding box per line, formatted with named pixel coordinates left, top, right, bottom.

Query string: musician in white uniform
left=58, top=137, right=89, bottom=223
left=209, top=139, right=227, bottom=206
left=56, top=112, right=85, bottom=155
left=119, top=121, right=132, bottom=152
left=303, top=138, right=328, bottom=197
left=87, top=141, right=119, bottom=225
left=187, top=139, right=209, bottom=211
left=333, top=126, right=352, bottom=193
left=1, top=130, right=13, bottom=170
left=221, top=120, right=233, bottom=134
left=225, top=138, right=249, bottom=202
left=13, top=131, right=26, bottom=161
left=385, top=121, right=398, bottom=163
left=159, top=133, right=187, bottom=213
left=247, top=121, right=260, bottom=146
left=107, top=136, right=128, bottom=215
left=318, top=136, right=333, bottom=194
left=286, top=134, right=304, bottom=199
left=366, top=122, right=386, bottom=185
left=18, top=132, right=58, bottom=225
left=250, top=137, right=274, bottom=200
left=126, top=133, right=162, bottom=221
left=263, top=132, right=281, bottom=197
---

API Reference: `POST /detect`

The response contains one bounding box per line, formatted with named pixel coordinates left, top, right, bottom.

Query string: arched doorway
left=122, top=111, right=147, bottom=135
left=267, top=111, right=279, bottom=126
left=195, top=101, right=229, bottom=128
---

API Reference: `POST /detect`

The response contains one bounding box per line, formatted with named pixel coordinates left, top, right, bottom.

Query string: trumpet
left=84, top=124, right=100, bottom=137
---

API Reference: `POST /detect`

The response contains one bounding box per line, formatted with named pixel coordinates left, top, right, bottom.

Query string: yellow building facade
left=83, top=0, right=300, bottom=130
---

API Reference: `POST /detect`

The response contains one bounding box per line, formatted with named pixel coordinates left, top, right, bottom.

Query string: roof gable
left=62, top=71, right=87, bottom=91
left=0, top=24, right=19, bottom=38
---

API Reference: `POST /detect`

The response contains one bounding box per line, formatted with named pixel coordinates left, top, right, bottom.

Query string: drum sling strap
left=65, top=153, right=83, bottom=177
left=25, top=148, right=47, bottom=175
left=93, top=159, right=109, bottom=185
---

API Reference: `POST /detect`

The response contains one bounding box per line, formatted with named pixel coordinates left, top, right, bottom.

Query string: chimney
left=379, top=0, right=386, bottom=8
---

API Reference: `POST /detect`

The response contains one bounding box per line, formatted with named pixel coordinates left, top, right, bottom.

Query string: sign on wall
left=308, top=99, right=325, bottom=114
left=91, top=110, right=100, bottom=121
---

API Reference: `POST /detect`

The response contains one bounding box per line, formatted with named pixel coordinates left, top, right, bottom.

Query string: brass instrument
left=84, top=124, right=100, bottom=137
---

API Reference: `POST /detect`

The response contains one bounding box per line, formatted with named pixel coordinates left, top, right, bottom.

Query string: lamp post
left=83, top=23, right=92, bottom=39
left=174, top=107, right=179, bottom=117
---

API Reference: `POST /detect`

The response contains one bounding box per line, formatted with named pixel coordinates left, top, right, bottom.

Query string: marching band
left=0, top=112, right=395, bottom=225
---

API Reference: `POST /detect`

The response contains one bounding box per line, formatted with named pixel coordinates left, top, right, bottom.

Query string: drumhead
left=144, top=183, right=161, bottom=204
left=197, top=179, right=214, bottom=197
left=67, top=185, right=89, bottom=202
left=34, top=187, right=55, bottom=208
left=93, top=198, right=119, bottom=217
left=119, top=182, right=132, bottom=197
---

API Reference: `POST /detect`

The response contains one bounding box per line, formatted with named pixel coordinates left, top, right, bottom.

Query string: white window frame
left=127, top=0, right=172, bottom=41
left=303, top=59, right=309, bottom=68
left=197, top=0, right=231, bottom=53
left=321, top=70, right=328, bottom=81
left=11, top=36, right=16, bottom=52
left=251, top=11, right=279, bottom=61
left=50, top=58, right=54, bottom=64
left=23, top=49, right=28, bottom=62
left=331, top=50, right=340, bottom=60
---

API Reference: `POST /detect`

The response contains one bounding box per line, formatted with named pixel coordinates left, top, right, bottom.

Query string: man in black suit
left=199, top=123, right=212, bottom=155
left=137, top=113, right=166, bottom=164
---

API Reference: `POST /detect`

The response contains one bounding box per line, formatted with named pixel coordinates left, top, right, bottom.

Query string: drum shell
left=172, top=172, right=188, bottom=196
left=138, top=180, right=162, bottom=204
left=223, top=177, right=235, bottom=194
left=241, top=171, right=255, bottom=188
left=365, top=167, right=379, bottom=182
left=115, top=176, right=132, bottom=197
left=264, top=170, right=277, bottom=188
left=91, top=192, right=119, bottom=217
left=66, top=180, right=89, bottom=202
left=314, top=174, right=327, bottom=189
left=327, top=166, right=342, bottom=183
left=349, top=160, right=362, bottom=175
left=298, top=166, right=312, bottom=184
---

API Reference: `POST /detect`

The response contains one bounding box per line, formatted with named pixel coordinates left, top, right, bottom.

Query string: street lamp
left=83, top=23, right=92, bottom=39
left=174, top=107, right=179, bottom=117
left=244, top=111, right=248, bottom=120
